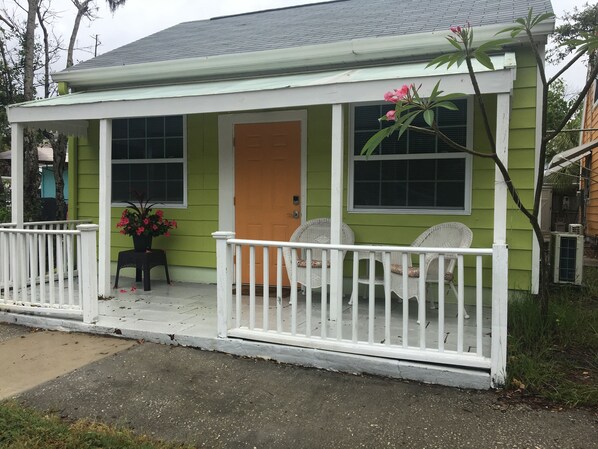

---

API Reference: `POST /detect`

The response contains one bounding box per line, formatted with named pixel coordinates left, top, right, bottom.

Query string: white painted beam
left=98, top=119, right=112, bottom=296
left=9, top=70, right=516, bottom=125
left=329, top=104, right=344, bottom=321
left=10, top=123, right=24, bottom=228
left=493, top=93, right=510, bottom=243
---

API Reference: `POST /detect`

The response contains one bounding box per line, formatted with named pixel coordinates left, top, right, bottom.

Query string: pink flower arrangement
left=116, top=193, right=177, bottom=238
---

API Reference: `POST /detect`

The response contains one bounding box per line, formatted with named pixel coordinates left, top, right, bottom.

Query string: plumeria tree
left=362, top=10, right=598, bottom=314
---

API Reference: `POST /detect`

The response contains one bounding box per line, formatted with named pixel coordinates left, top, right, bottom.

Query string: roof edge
left=53, top=21, right=553, bottom=89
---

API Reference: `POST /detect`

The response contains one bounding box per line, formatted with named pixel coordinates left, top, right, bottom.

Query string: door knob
left=291, top=210, right=300, bottom=219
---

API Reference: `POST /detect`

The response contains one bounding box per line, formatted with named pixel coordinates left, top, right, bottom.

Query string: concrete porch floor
left=102, top=276, right=492, bottom=357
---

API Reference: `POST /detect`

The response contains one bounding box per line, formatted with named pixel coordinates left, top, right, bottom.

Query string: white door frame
left=217, top=110, right=308, bottom=233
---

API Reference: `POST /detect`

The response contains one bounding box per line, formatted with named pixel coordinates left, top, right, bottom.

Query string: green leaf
left=360, top=127, right=394, bottom=156
left=434, top=101, right=459, bottom=111
left=473, top=49, right=494, bottom=70
left=476, top=38, right=513, bottom=53
left=437, top=92, right=466, bottom=101
left=423, top=109, right=435, bottom=127
left=447, top=36, right=462, bottom=50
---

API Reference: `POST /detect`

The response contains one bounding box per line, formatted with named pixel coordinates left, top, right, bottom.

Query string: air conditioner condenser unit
left=552, top=232, right=583, bottom=285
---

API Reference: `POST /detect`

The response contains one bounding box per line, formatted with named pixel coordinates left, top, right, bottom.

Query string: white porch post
left=98, top=119, right=112, bottom=296
left=491, top=93, right=510, bottom=387
left=213, top=231, right=235, bottom=337
left=10, top=123, right=24, bottom=227
left=330, top=104, right=344, bottom=321
left=78, top=224, right=99, bottom=323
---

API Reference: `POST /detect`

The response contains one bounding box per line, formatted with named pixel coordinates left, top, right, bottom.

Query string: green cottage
left=4, top=0, right=554, bottom=389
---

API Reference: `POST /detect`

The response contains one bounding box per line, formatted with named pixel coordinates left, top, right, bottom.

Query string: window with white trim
left=349, top=99, right=472, bottom=213
left=112, top=116, right=186, bottom=205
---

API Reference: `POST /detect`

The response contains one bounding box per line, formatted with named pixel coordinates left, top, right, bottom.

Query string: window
left=112, top=116, right=186, bottom=206
left=349, top=99, right=472, bottom=214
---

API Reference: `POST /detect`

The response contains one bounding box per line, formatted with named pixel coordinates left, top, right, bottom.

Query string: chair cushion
left=297, top=259, right=331, bottom=269
left=390, top=264, right=454, bottom=282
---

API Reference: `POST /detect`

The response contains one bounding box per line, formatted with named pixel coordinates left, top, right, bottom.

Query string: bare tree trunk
left=67, top=0, right=92, bottom=67
left=36, top=6, right=50, bottom=98
left=23, top=0, right=41, bottom=222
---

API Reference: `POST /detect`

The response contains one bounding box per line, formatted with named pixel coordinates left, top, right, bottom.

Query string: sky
left=43, top=0, right=596, bottom=95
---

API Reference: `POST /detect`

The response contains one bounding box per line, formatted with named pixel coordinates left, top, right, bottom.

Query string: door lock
left=293, top=195, right=300, bottom=205
left=292, top=210, right=300, bottom=219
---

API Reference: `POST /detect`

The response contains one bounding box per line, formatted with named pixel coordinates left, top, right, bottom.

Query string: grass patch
left=0, top=401, right=193, bottom=449
left=507, top=267, right=598, bottom=407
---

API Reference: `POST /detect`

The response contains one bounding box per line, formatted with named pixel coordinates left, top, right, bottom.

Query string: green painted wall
left=74, top=48, right=538, bottom=290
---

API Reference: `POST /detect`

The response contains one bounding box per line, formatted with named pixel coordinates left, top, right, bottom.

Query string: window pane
left=149, top=163, right=167, bottom=181
left=165, top=116, right=183, bottom=136
left=112, top=182, right=129, bottom=202
left=409, top=159, right=436, bottom=181
left=354, top=161, right=380, bottom=181
left=381, top=160, right=407, bottom=181
left=147, top=117, right=164, bottom=138
left=437, top=159, right=466, bottom=180
left=409, top=131, right=436, bottom=154
left=148, top=181, right=167, bottom=201
left=129, top=118, right=146, bottom=139
left=354, top=105, right=383, bottom=130
left=437, top=182, right=465, bottom=208
left=380, top=135, right=407, bottom=155
left=354, top=181, right=381, bottom=207
left=165, top=137, right=184, bottom=158
left=381, top=181, right=407, bottom=206
left=113, top=120, right=128, bottom=139
left=112, top=164, right=129, bottom=181
left=167, top=180, right=184, bottom=202
left=130, top=164, right=148, bottom=181
left=437, top=126, right=466, bottom=152
left=129, top=139, right=146, bottom=159
left=408, top=183, right=435, bottom=207
left=166, top=163, right=183, bottom=180
left=112, top=140, right=128, bottom=159
left=147, top=138, right=165, bottom=159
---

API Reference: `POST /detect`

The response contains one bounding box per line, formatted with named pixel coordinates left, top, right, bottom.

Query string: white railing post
left=78, top=224, right=99, bottom=324
left=213, top=231, right=235, bottom=338
left=10, top=123, right=24, bottom=228
left=491, top=243, right=508, bottom=387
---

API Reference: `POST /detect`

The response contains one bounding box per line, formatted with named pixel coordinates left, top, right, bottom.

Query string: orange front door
left=235, top=121, right=302, bottom=285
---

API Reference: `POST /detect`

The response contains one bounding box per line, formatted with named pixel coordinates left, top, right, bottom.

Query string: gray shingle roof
left=65, top=0, right=553, bottom=72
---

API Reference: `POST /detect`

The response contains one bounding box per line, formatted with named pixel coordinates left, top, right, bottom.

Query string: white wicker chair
left=283, top=218, right=355, bottom=290
left=386, top=222, right=473, bottom=319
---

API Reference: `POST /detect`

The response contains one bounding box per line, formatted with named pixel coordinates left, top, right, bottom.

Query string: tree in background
left=0, top=0, right=127, bottom=221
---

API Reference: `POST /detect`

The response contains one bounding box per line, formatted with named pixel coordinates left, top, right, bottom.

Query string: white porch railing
left=213, top=232, right=508, bottom=387
left=0, top=222, right=99, bottom=323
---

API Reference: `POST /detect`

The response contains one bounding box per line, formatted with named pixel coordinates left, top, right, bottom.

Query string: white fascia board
left=9, top=69, right=515, bottom=124
left=52, top=21, right=549, bottom=89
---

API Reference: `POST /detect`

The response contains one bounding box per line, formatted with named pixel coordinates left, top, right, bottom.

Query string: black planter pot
left=132, top=235, right=153, bottom=252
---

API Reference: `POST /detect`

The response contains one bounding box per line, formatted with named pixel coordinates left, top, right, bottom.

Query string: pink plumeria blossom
left=386, top=110, right=397, bottom=121
left=384, top=85, right=410, bottom=104
left=450, top=25, right=462, bottom=34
